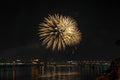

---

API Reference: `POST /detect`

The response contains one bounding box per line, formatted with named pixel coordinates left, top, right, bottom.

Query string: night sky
left=0, top=1, right=119, bottom=61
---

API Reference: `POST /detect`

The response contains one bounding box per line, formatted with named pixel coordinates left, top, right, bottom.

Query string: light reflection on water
left=0, top=65, right=80, bottom=80
left=0, top=64, right=110, bottom=80
left=31, top=65, right=80, bottom=80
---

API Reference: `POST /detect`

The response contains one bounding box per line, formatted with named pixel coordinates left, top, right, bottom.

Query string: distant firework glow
left=38, top=14, right=82, bottom=51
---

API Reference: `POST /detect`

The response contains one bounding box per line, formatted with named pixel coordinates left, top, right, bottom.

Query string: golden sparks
left=38, top=14, right=81, bottom=51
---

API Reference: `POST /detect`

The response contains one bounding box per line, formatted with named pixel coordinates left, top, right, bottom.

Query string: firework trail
left=38, top=14, right=81, bottom=50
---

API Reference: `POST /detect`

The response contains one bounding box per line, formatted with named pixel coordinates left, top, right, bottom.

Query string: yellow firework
left=38, top=14, right=81, bottom=50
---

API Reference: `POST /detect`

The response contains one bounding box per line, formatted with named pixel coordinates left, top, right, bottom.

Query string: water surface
left=0, top=63, right=109, bottom=80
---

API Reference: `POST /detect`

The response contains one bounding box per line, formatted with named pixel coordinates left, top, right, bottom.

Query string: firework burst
left=38, top=14, right=81, bottom=51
